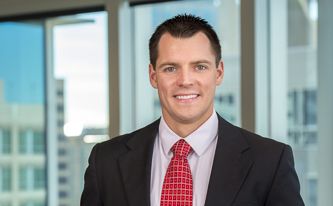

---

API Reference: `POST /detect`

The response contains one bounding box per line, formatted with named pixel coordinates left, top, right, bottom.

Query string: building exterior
left=0, top=80, right=46, bottom=206
left=55, top=79, right=98, bottom=206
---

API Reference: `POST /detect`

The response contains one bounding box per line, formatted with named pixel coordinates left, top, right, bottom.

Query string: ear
left=149, top=64, right=158, bottom=88
left=216, top=61, right=224, bottom=85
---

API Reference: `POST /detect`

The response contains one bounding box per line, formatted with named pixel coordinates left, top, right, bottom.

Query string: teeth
left=176, top=95, right=198, bottom=100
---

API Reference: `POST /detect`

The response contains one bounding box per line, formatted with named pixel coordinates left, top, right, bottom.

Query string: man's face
left=149, top=32, right=224, bottom=127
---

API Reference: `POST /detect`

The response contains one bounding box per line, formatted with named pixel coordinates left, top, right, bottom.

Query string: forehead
left=158, top=31, right=211, bottom=48
left=156, top=32, right=215, bottom=62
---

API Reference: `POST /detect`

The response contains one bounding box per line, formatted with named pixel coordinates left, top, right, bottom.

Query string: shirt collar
left=158, top=111, right=219, bottom=157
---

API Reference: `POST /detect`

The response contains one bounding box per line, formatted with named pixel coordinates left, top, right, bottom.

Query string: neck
left=163, top=111, right=214, bottom=138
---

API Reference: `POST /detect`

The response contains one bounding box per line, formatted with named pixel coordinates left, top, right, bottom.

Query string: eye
left=163, top=66, right=176, bottom=73
left=196, top=64, right=208, bottom=71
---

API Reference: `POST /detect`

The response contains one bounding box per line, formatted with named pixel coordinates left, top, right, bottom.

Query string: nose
left=177, top=68, right=194, bottom=87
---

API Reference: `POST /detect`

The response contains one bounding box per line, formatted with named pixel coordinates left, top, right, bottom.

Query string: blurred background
left=0, top=0, right=332, bottom=205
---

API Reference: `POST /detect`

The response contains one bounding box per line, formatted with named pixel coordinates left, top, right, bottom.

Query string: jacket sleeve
left=80, top=144, right=102, bottom=206
left=265, top=145, right=305, bottom=206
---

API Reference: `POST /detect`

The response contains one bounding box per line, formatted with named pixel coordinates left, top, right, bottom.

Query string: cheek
left=202, top=75, right=217, bottom=87
left=157, top=79, right=174, bottom=93
left=202, top=82, right=217, bottom=96
left=157, top=84, right=170, bottom=99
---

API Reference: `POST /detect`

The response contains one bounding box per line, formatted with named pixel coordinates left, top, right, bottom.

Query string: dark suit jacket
left=81, top=114, right=304, bottom=206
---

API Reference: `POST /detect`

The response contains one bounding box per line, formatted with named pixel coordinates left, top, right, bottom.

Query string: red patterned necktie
left=160, top=139, right=193, bottom=206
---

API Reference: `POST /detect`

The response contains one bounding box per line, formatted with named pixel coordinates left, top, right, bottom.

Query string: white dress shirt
left=150, top=111, right=219, bottom=206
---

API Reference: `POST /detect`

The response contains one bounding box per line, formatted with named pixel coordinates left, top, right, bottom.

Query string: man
left=81, top=14, right=304, bottom=206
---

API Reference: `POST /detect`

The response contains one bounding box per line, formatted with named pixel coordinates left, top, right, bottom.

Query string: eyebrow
left=157, top=60, right=213, bottom=69
left=190, top=60, right=212, bottom=65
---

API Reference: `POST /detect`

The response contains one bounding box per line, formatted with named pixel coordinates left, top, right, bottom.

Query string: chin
left=175, top=113, right=201, bottom=124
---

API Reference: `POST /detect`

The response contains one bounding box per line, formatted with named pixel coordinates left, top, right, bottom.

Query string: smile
left=174, top=94, right=199, bottom=100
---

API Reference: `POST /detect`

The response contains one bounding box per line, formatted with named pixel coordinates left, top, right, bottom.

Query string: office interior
left=0, top=0, right=332, bottom=206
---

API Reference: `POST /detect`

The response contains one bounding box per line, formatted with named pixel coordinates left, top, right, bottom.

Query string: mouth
left=174, top=94, right=200, bottom=101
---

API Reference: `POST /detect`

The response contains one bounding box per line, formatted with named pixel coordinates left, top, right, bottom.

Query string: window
left=4, top=11, right=109, bottom=206
left=19, top=130, right=44, bottom=154
left=59, top=191, right=68, bottom=198
left=0, top=166, right=12, bottom=192
left=58, top=176, right=67, bottom=184
left=0, top=20, right=46, bottom=206
left=303, top=89, right=317, bottom=126
left=58, top=148, right=67, bottom=156
left=34, top=168, right=45, bottom=189
left=263, top=0, right=319, bottom=205
left=58, top=163, right=67, bottom=170
left=0, top=129, right=11, bottom=154
left=19, top=166, right=31, bottom=190
left=19, top=131, right=29, bottom=154
left=33, top=131, right=44, bottom=154
left=19, top=166, right=45, bottom=191
left=50, top=12, right=109, bottom=206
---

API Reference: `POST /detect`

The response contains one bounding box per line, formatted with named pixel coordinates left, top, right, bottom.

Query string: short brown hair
left=149, top=14, right=221, bottom=68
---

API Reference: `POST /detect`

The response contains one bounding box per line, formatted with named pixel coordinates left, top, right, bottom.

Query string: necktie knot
left=172, top=139, right=192, bottom=157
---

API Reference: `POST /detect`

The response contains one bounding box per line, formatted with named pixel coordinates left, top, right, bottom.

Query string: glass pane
left=0, top=21, right=46, bottom=205
left=19, top=130, right=34, bottom=154
left=287, top=0, right=318, bottom=205
left=33, top=131, right=44, bottom=154
left=34, top=167, right=45, bottom=189
left=19, top=167, right=28, bottom=190
left=51, top=11, right=108, bottom=206
left=0, top=166, right=12, bottom=192
left=127, top=0, right=241, bottom=130
left=0, top=129, right=11, bottom=154
left=269, top=0, right=318, bottom=205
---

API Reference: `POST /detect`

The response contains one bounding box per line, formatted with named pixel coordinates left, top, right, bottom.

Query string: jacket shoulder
left=217, top=114, right=287, bottom=152
left=239, top=127, right=287, bottom=151
left=234, top=125, right=293, bottom=167
left=217, top=113, right=290, bottom=160
left=92, top=119, right=160, bottom=156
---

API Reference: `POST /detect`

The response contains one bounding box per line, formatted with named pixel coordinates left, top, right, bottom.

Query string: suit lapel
left=118, top=120, right=159, bottom=206
left=205, top=115, right=254, bottom=206
left=117, top=115, right=253, bottom=206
